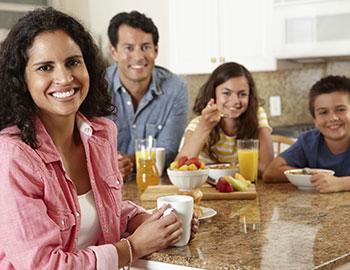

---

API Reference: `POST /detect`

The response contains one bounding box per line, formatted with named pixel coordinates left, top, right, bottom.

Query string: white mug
left=155, top=147, right=166, bottom=176
left=157, top=195, right=193, bottom=247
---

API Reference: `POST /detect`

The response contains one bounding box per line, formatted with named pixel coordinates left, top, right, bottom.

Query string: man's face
left=313, top=91, right=350, bottom=143
left=110, top=24, right=158, bottom=85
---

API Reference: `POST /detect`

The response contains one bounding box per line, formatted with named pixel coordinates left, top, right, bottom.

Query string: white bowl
left=207, top=164, right=239, bottom=183
left=284, top=169, right=335, bottom=190
left=167, top=169, right=209, bottom=191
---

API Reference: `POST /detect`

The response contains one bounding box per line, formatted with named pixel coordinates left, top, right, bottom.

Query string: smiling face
left=215, top=76, right=250, bottom=119
left=313, top=91, right=350, bottom=142
left=25, top=30, right=89, bottom=121
left=109, top=24, right=158, bottom=87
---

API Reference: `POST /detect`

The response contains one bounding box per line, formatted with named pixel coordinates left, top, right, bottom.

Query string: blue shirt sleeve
left=279, top=129, right=321, bottom=168
left=279, top=139, right=308, bottom=168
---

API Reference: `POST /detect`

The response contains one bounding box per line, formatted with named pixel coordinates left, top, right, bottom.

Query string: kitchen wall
left=181, top=60, right=350, bottom=128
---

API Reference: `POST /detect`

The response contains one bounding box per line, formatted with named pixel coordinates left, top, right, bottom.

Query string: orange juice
left=238, top=149, right=258, bottom=182
left=136, top=158, right=159, bottom=191
left=135, top=150, right=156, bottom=170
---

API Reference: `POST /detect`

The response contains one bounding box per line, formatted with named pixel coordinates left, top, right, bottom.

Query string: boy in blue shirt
left=263, top=75, right=350, bottom=193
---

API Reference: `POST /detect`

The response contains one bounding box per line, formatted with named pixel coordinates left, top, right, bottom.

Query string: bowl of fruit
left=207, top=163, right=239, bottom=184
left=167, top=156, right=209, bottom=191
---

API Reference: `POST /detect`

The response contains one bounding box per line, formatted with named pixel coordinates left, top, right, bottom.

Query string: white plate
left=145, top=206, right=217, bottom=220
left=199, top=206, right=217, bottom=220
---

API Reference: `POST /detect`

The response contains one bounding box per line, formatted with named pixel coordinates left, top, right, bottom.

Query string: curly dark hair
left=0, top=7, right=117, bottom=148
left=309, top=75, right=350, bottom=118
left=107, top=10, right=159, bottom=47
left=193, top=62, right=263, bottom=162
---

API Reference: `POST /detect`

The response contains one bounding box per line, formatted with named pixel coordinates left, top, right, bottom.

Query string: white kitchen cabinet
left=56, top=0, right=275, bottom=74
left=273, top=0, right=350, bottom=60
left=167, top=0, right=276, bottom=74
left=54, top=0, right=170, bottom=67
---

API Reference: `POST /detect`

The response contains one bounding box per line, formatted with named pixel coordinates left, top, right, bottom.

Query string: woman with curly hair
left=0, top=7, right=197, bottom=270
left=177, top=62, right=273, bottom=177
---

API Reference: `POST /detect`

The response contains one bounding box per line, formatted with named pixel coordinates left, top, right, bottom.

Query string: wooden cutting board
left=140, top=183, right=257, bottom=201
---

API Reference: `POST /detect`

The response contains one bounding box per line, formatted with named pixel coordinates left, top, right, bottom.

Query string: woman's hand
left=127, top=204, right=183, bottom=259
left=190, top=212, right=199, bottom=241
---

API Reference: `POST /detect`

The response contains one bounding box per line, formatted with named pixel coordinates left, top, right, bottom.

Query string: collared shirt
left=0, top=112, right=145, bottom=270
left=106, top=64, right=189, bottom=169
left=280, top=129, right=350, bottom=176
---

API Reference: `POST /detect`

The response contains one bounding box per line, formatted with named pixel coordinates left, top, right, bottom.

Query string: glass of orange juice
left=135, top=137, right=159, bottom=190
left=135, top=137, right=156, bottom=171
left=237, top=139, right=259, bottom=182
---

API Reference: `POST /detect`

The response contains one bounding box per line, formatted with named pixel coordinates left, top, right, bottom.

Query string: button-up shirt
left=106, top=64, right=189, bottom=169
left=0, top=112, right=145, bottom=270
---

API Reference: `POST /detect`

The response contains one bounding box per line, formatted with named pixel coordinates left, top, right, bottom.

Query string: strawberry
left=187, top=157, right=202, bottom=169
left=216, top=177, right=234, bottom=192
left=178, top=156, right=188, bottom=167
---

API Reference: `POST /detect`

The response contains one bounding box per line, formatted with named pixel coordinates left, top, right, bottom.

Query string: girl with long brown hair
left=177, top=62, right=273, bottom=176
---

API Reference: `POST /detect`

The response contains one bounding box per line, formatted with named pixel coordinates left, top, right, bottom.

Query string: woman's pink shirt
left=0, top=113, right=145, bottom=269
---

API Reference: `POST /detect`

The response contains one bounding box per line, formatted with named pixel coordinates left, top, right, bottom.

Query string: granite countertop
left=122, top=178, right=350, bottom=270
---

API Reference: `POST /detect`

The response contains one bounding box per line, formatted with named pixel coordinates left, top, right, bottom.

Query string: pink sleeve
left=89, top=245, right=118, bottom=270
left=120, top=200, right=147, bottom=236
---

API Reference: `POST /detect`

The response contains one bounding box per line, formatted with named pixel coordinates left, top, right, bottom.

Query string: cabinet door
left=219, top=0, right=275, bottom=71
left=168, top=0, right=220, bottom=74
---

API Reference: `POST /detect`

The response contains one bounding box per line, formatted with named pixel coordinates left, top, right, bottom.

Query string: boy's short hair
left=309, top=75, right=350, bottom=118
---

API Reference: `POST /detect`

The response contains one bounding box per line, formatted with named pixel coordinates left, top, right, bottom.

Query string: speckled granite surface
left=122, top=178, right=350, bottom=270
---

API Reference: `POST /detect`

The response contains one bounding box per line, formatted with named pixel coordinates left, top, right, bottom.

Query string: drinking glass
left=135, top=137, right=159, bottom=190
left=135, top=137, right=156, bottom=170
left=237, top=139, right=259, bottom=182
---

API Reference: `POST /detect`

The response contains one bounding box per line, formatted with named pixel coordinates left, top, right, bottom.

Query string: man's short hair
left=108, top=11, right=159, bottom=47
left=309, top=75, right=350, bottom=118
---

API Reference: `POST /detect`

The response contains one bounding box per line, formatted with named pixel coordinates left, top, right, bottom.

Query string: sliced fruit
left=178, top=156, right=188, bottom=167
left=178, top=164, right=189, bottom=171
left=216, top=177, right=224, bottom=190
left=235, top=173, right=246, bottom=183
left=226, top=176, right=248, bottom=191
left=216, top=177, right=234, bottom=192
left=170, top=160, right=179, bottom=170
left=188, top=163, right=198, bottom=171
left=185, top=157, right=202, bottom=169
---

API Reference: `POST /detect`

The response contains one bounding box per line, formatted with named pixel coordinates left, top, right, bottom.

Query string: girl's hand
left=310, top=172, right=341, bottom=193
left=127, top=204, right=183, bottom=259
left=190, top=212, right=199, bottom=241
left=200, top=99, right=221, bottom=129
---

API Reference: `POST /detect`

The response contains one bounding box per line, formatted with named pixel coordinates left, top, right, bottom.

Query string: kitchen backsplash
left=181, top=60, right=350, bottom=128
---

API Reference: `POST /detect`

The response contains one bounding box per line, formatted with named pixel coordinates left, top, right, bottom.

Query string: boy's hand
left=310, top=172, right=341, bottom=193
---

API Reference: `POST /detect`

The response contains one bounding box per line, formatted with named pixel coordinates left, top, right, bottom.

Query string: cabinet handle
left=211, top=57, right=216, bottom=63
left=219, top=57, right=225, bottom=63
